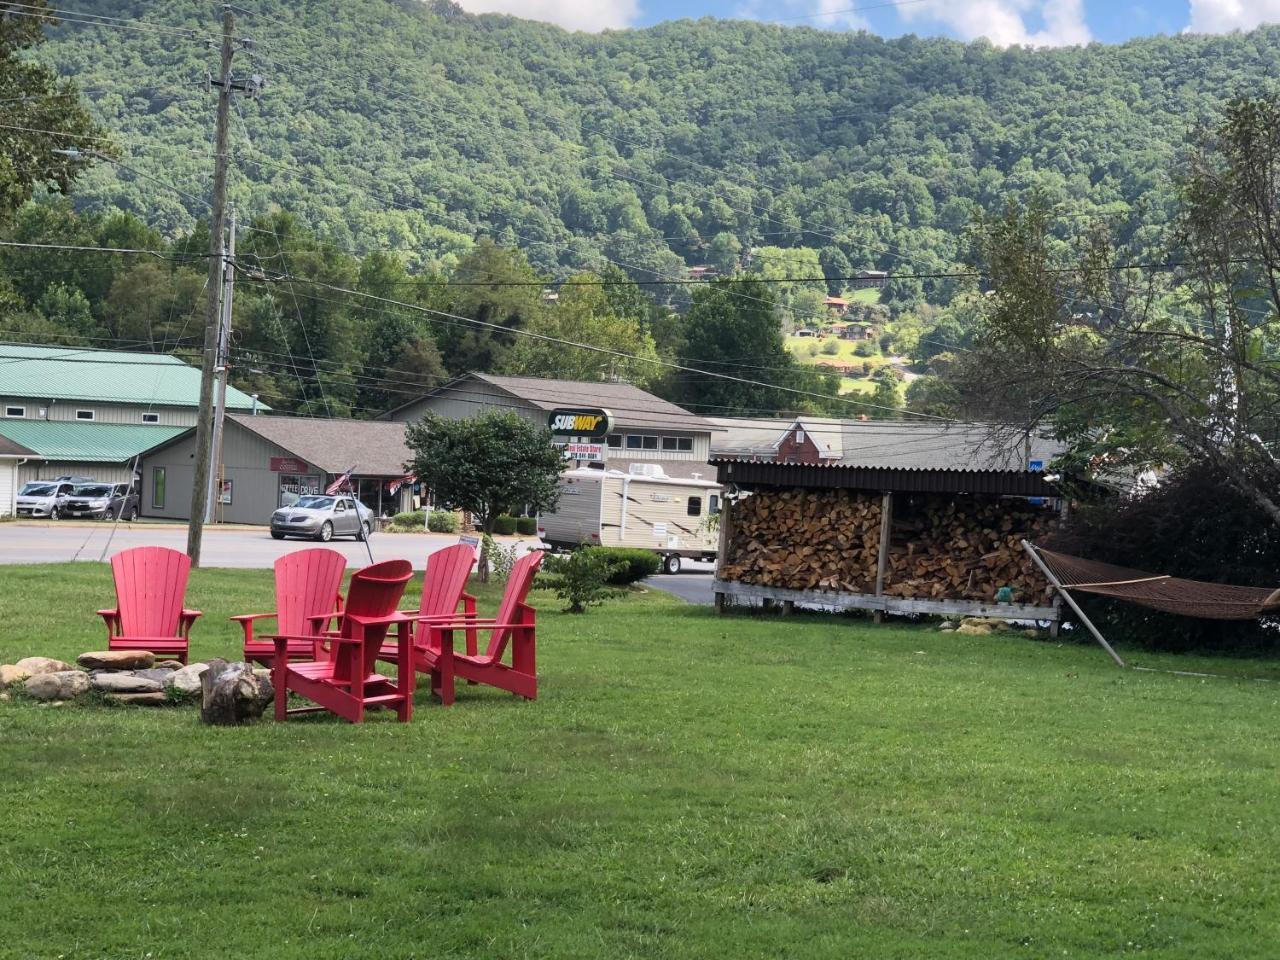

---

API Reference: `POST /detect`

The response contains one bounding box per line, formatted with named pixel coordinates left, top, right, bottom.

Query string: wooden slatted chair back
left=484, top=550, right=544, bottom=660
left=331, top=559, right=414, bottom=683
left=274, top=548, right=347, bottom=640
left=111, top=546, right=191, bottom=638
left=418, top=543, right=476, bottom=623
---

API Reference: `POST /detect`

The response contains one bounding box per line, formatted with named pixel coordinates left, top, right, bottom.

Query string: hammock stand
left=1021, top=540, right=1280, bottom=669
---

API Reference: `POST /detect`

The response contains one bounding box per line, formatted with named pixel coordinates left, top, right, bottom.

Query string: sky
left=449, top=0, right=1280, bottom=44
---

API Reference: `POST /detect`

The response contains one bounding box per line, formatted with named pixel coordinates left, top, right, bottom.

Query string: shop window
left=687, top=497, right=702, bottom=517
left=606, top=434, right=622, bottom=449
left=661, top=436, right=679, bottom=450
left=642, top=436, right=658, bottom=450
left=676, top=437, right=693, bottom=451
left=625, top=435, right=643, bottom=449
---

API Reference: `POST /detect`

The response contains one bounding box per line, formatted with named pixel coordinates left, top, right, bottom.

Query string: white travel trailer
left=539, top=463, right=721, bottom=573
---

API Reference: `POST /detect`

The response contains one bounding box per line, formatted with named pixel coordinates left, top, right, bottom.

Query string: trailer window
left=709, top=495, right=720, bottom=515
left=687, top=497, right=702, bottom=517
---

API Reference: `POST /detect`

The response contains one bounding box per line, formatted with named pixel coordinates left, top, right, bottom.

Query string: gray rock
left=104, top=692, right=169, bottom=706
left=91, top=673, right=163, bottom=693
left=25, top=671, right=91, bottom=701
left=16, top=657, right=74, bottom=675
left=154, top=661, right=184, bottom=671
left=166, top=662, right=209, bottom=697
left=134, top=668, right=179, bottom=685
left=78, top=650, right=155, bottom=671
left=200, top=661, right=273, bottom=726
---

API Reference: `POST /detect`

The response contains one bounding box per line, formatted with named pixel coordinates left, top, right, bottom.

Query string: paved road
left=0, top=521, right=540, bottom=569
left=644, top=561, right=716, bottom=605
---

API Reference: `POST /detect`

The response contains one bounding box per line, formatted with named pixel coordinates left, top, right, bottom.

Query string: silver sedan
left=269, top=495, right=374, bottom=542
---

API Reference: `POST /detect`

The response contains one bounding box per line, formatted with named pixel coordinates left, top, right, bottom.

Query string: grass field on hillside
left=3, top=563, right=1280, bottom=958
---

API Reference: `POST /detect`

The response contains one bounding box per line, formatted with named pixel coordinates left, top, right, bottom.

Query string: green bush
left=853, top=339, right=877, bottom=357
left=584, top=547, right=660, bottom=585
left=427, top=510, right=459, bottom=533
left=492, top=515, right=518, bottom=536
left=385, top=510, right=425, bottom=532
left=540, top=550, right=627, bottom=613
left=516, top=516, right=538, bottom=536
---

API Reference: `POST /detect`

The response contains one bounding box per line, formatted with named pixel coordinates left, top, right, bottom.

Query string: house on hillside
left=824, top=296, right=849, bottom=317
left=854, top=270, right=888, bottom=290
left=841, top=322, right=876, bottom=341
left=0, top=343, right=264, bottom=487
left=382, top=372, right=720, bottom=480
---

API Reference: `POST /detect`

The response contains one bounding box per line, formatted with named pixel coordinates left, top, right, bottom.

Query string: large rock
left=154, top=661, right=184, bottom=671
left=0, top=665, right=31, bottom=689
left=166, top=663, right=209, bottom=697
left=91, top=673, right=163, bottom=693
left=78, top=650, right=155, bottom=671
left=16, top=657, right=74, bottom=676
left=25, top=671, right=91, bottom=701
left=200, top=660, right=273, bottom=726
left=134, top=668, right=180, bottom=685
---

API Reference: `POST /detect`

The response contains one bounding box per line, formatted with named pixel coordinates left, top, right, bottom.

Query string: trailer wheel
left=662, top=554, right=682, bottom=575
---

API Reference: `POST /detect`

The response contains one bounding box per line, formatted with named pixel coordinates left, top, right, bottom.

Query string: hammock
left=1033, top=547, right=1280, bottom=621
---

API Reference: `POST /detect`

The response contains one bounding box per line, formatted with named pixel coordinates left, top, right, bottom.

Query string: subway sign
left=548, top=408, right=613, bottom=440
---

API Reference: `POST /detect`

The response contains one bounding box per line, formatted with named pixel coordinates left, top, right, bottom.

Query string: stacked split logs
left=720, top=489, right=1056, bottom=603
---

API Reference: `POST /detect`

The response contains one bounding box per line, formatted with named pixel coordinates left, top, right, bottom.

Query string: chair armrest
left=404, top=613, right=491, bottom=624
left=97, top=607, right=119, bottom=641
left=179, top=609, right=201, bottom=639
left=231, top=612, right=276, bottom=644
left=305, top=610, right=345, bottom=627
left=430, top=620, right=529, bottom=631
left=96, top=607, right=118, bottom=620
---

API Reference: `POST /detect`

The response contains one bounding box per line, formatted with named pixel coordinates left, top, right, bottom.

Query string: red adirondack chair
left=233, top=548, right=347, bottom=666
left=417, top=550, right=543, bottom=706
left=377, top=543, right=477, bottom=667
left=272, top=559, right=415, bottom=724
left=97, top=546, right=201, bottom=664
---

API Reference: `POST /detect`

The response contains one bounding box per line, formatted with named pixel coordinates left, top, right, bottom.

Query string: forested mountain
left=38, top=1, right=1280, bottom=303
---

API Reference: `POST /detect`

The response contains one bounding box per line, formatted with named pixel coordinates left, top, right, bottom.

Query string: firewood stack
left=721, top=489, right=1057, bottom=603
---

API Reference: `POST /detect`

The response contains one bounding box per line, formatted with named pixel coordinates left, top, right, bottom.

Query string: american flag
left=325, top=464, right=357, bottom=495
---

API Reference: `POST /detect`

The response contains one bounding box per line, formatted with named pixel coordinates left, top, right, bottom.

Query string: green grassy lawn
left=3, top=563, right=1280, bottom=958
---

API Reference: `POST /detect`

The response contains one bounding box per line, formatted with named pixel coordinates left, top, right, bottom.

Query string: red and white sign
left=560, top=442, right=605, bottom=462
left=270, top=457, right=308, bottom=473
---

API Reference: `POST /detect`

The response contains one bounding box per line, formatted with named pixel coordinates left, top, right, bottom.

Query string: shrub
left=385, top=510, right=425, bottom=533
left=492, top=514, right=518, bottom=536
left=516, top=516, right=538, bottom=536
left=820, top=338, right=841, bottom=355
left=481, top=534, right=519, bottom=582
left=584, top=547, right=660, bottom=585
left=427, top=510, right=459, bottom=533
left=853, top=339, right=877, bottom=357
left=540, top=550, right=627, bottom=613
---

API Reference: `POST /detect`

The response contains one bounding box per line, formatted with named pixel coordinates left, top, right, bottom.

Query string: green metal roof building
left=0, top=343, right=266, bottom=508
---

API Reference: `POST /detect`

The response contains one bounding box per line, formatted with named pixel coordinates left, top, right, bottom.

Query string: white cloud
left=1187, top=0, right=1280, bottom=33
left=900, top=0, right=1091, bottom=47
left=452, top=0, right=640, bottom=32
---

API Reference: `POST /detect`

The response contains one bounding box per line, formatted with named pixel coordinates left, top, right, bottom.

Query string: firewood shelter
left=710, top=455, right=1067, bottom=627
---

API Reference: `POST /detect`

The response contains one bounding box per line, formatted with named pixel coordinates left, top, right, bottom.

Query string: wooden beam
left=873, top=490, right=893, bottom=623
left=1020, top=540, right=1125, bottom=668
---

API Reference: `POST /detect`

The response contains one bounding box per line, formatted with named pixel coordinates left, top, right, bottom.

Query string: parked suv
left=15, top=480, right=78, bottom=519
left=63, top=482, right=140, bottom=521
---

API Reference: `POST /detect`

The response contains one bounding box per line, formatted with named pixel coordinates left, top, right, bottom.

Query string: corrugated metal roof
left=712, top=458, right=1061, bottom=496
left=0, top=421, right=189, bottom=462
left=710, top=417, right=1062, bottom=471
left=400, top=372, right=718, bottom=434
left=228, top=414, right=413, bottom=476
left=0, top=343, right=263, bottom=410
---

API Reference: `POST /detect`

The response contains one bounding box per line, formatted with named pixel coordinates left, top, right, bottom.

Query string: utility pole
left=207, top=206, right=236, bottom=524
left=187, top=6, right=264, bottom=564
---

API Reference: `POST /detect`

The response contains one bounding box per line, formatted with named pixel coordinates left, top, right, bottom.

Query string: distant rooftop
left=0, top=343, right=263, bottom=411
left=228, top=414, right=413, bottom=476
left=710, top=416, right=1062, bottom=472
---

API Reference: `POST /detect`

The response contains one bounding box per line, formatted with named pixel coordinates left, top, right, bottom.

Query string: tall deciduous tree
left=405, top=411, right=563, bottom=578
left=0, top=1, right=109, bottom=219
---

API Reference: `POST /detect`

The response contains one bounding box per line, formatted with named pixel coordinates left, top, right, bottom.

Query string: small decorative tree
left=405, top=411, right=563, bottom=580
left=540, top=550, right=627, bottom=613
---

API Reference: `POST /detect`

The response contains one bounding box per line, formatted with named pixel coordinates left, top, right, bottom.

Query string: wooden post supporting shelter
left=714, top=498, right=733, bottom=615
left=873, top=490, right=893, bottom=624
left=1021, top=539, right=1125, bottom=668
